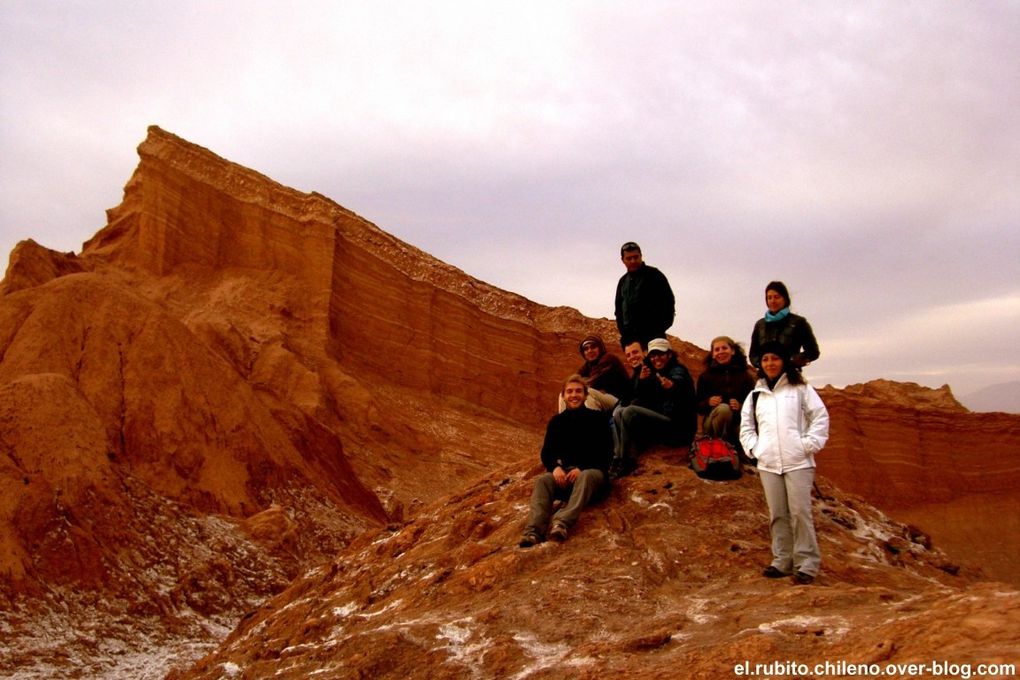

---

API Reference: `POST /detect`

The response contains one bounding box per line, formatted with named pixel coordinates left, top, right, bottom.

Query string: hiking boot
left=762, top=566, right=789, bottom=579
left=608, top=455, right=637, bottom=480
left=793, top=571, right=815, bottom=585
left=518, top=531, right=542, bottom=548
left=549, top=523, right=568, bottom=542
left=608, top=456, right=623, bottom=480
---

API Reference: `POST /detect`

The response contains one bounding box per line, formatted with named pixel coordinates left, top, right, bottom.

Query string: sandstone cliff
left=1, top=127, right=1017, bottom=678
left=816, top=381, right=1020, bottom=586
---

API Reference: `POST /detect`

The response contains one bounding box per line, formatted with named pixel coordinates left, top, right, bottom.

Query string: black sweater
left=540, top=407, right=613, bottom=474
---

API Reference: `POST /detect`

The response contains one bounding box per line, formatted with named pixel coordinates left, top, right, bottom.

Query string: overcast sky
left=2, top=2, right=1018, bottom=397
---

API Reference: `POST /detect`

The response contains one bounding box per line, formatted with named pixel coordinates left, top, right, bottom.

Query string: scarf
left=764, top=307, right=790, bottom=323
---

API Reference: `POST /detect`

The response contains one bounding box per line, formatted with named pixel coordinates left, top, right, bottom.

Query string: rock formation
left=1, top=127, right=1017, bottom=678
left=816, top=381, right=1020, bottom=585
left=172, top=451, right=1020, bottom=680
left=960, top=380, right=1020, bottom=415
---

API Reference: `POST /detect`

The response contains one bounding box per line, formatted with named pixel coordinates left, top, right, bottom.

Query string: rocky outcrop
left=0, top=239, right=85, bottom=295
left=173, top=451, right=1018, bottom=680
left=1, top=127, right=1017, bottom=678
left=834, top=379, right=966, bottom=412
left=0, top=127, right=641, bottom=677
left=814, top=380, right=1020, bottom=586
left=817, top=381, right=1020, bottom=507
left=83, top=127, right=657, bottom=431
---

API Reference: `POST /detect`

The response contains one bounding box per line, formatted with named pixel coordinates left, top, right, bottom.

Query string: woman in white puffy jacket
left=740, top=341, right=829, bottom=585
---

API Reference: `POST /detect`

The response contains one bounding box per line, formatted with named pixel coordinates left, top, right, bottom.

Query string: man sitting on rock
left=520, top=375, right=614, bottom=547
left=611, top=338, right=696, bottom=476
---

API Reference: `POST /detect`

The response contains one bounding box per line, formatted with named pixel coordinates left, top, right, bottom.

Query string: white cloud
left=2, top=1, right=1019, bottom=395
left=815, top=292, right=1020, bottom=393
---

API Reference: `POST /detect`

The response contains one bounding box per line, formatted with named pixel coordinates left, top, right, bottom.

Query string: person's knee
left=534, top=472, right=556, bottom=492
left=789, top=501, right=812, bottom=521
left=620, top=405, right=639, bottom=426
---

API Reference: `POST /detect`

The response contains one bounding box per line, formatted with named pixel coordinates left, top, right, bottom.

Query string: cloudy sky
left=2, top=2, right=1018, bottom=398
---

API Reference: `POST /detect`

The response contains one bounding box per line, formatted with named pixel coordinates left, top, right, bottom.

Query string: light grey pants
left=525, top=469, right=607, bottom=536
left=758, top=468, right=820, bottom=576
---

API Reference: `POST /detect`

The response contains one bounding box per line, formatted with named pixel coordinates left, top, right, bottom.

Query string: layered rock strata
left=1, top=126, right=1017, bottom=678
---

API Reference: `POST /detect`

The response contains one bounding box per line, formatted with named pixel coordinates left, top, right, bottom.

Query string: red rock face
left=816, top=382, right=1020, bottom=585
left=818, top=383, right=1020, bottom=507
left=1, top=127, right=1017, bottom=677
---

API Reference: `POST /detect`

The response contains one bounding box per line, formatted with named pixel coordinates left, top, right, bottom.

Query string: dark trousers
left=613, top=404, right=672, bottom=458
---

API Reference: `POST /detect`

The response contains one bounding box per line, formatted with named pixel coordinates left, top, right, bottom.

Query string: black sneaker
left=762, top=566, right=789, bottom=579
left=793, top=571, right=815, bottom=585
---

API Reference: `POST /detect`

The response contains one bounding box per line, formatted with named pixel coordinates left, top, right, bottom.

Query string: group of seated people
left=522, top=334, right=721, bottom=549
left=558, top=279, right=821, bottom=474
left=521, top=280, right=829, bottom=588
left=560, top=333, right=743, bottom=475
left=522, top=338, right=714, bottom=550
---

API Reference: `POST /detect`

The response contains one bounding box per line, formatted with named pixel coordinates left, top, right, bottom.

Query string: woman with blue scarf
left=749, top=281, right=820, bottom=369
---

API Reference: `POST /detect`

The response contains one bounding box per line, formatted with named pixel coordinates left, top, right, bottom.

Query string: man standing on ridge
left=614, top=241, right=676, bottom=350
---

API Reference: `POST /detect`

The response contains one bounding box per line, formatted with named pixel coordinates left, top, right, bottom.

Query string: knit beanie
left=758, top=341, right=789, bottom=362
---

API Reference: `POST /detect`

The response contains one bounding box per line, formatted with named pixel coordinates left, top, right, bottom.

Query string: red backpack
left=689, top=436, right=742, bottom=480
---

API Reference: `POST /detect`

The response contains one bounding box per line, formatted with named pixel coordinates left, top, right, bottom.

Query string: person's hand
left=639, top=365, right=651, bottom=379
left=709, top=396, right=723, bottom=407
left=658, top=375, right=673, bottom=390
left=553, top=466, right=568, bottom=488
left=566, top=468, right=581, bottom=485
left=729, top=399, right=741, bottom=411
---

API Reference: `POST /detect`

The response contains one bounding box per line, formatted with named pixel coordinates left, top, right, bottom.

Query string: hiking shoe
left=793, top=571, right=815, bottom=585
left=762, top=566, right=789, bottom=579
left=608, top=456, right=637, bottom=480
left=518, top=531, right=542, bottom=548
left=549, top=523, right=569, bottom=542
left=608, top=457, right=624, bottom=480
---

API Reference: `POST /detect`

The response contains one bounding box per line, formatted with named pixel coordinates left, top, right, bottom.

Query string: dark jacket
left=619, top=355, right=656, bottom=407
left=540, top=406, right=614, bottom=475
left=631, top=356, right=697, bottom=444
left=577, top=335, right=631, bottom=399
left=614, top=264, right=675, bottom=347
left=749, top=312, right=820, bottom=368
left=695, top=353, right=756, bottom=416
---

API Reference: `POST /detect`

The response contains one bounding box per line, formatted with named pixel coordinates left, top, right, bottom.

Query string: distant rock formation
left=833, top=379, right=966, bottom=412
left=2, top=126, right=1017, bottom=678
left=817, top=380, right=1018, bottom=507
left=959, top=380, right=1020, bottom=414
